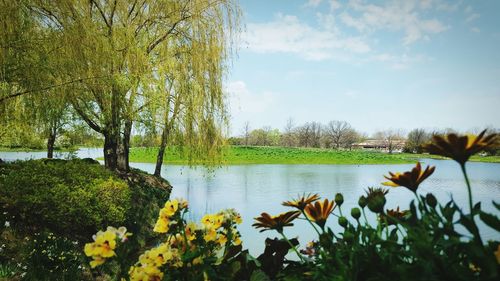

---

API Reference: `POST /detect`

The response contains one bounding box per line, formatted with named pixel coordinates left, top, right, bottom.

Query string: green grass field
left=127, top=146, right=500, bottom=165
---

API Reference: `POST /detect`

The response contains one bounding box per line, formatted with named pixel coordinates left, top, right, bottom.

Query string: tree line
left=231, top=120, right=364, bottom=150
left=230, top=120, right=500, bottom=155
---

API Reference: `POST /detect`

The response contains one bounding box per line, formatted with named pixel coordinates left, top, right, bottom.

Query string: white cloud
left=464, top=5, right=480, bottom=23
left=305, top=0, right=322, bottom=7
left=470, top=27, right=480, bottom=33
left=340, top=0, right=449, bottom=45
left=370, top=53, right=428, bottom=69
left=244, top=14, right=371, bottom=61
left=226, top=81, right=275, bottom=115
left=329, top=0, right=342, bottom=11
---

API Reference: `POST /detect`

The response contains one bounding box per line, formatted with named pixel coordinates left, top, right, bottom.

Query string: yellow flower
left=382, top=162, right=435, bottom=193
left=234, top=214, right=242, bottom=224
left=89, top=257, right=105, bottom=268
left=423, top=130, right=498, bottom=165
left=84, top=243, right=98, bottom=257
left=153, top=217, right=170, bottom=233
left=283, top=193, right=320, bottom=211
left=84, top=229, right=119, bottom=268
left=214, top=214, right=225, bottom=228
left=129, top=265, right=163, bottom=281
left=304, top=199, right=335, bottom=229
left=107, top=226, right=132, bottom=242
left=185, top=222, right=197, bottom=241
left=204, top=228, right=217, bottom=242
left=252, top=211, right=301, bottom=233
left=217, top=234, right=228, bottom=246
left=193, top=256, right=203, bottom=265
left=201, top=214, right=215, bottom=226
left=233, top=236, right=242, bottom=246
left=178, top=198, right=189, bottom=209
left=84, top=230, right=117, bottom=258
left=164, top=199, right=179, bottom=216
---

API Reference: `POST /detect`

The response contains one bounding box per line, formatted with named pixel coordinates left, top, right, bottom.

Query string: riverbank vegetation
left=125, top=145, right=500, bottom=165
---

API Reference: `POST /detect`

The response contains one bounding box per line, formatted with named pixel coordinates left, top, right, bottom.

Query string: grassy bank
left=128, top=146, right=411, bottom=165
left=127, top=146, right=500, bottom=165
left=399, top=152, right=500, bottom=163
left=0, top=146, right=78, bottom=152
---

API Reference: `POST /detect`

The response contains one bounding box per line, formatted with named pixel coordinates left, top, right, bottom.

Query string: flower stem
left=301, top=210, right=322, bottom=237
left=279, top=232, right=304, bottom=262
left=460, top=163, right=474, bottom=217
left=361, top=208, right=369, bottom=226
left=460, top=163, right=484, bottom=246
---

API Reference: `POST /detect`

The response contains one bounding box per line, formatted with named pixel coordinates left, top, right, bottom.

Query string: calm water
left=1, top=148, right=499, bottom=255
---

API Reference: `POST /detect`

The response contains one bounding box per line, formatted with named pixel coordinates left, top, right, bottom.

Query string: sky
left=225, top=0, right=500, bottom=136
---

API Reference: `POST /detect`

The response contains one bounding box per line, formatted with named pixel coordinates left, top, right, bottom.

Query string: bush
left=0, top=159, right=171, bottom=280
left=0, top=159, right=131, bottom=240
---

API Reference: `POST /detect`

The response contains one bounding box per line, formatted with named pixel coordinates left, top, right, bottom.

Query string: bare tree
left=297, top=122, right=322, bottom=148
left=281, top=118, right=296, bottom=147
left=324, top=120, right=352, bottom=149
left=374, top=129, right=405, bottom=153
left=242, top=121, right=250, bottom=146
left=404, top=128, right=430, bottom=153
left=342, top=128, right=360, bottom=150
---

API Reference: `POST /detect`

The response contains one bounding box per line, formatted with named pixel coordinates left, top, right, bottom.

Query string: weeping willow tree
left=19, top=0, right=241, bottom=171
left=150, top=7, right=236, bottom=176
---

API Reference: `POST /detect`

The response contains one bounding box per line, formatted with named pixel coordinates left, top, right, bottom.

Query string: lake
left=1, top=148, right=499, bottom=255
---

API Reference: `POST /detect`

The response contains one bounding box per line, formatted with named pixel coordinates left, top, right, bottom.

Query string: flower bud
left=343, top=231, right=354, bottom=243
left=358, top=196, right=367, bottom=208
left=335, top=193, right=344, bottom=206
left=338, top=216, right=348, bottom=228
left=351, top=207, right=361, bottom=220
left=426, top=193, right=437, bottom=208
left=367, top=195, right=386, bottom=213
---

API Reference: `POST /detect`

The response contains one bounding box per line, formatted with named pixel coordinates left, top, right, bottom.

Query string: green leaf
left=250, top=270, right=271, bottom=281
left=493, top=201, right=500, bottom=211
left=472, top=202, right=481, bottom=215
left=479, top=211, right=500, bottom=232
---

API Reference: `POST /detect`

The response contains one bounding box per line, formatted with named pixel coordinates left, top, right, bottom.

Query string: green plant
left=0, top=263, right=16, bottom=279
left=0, top=159, right=131, bottom=240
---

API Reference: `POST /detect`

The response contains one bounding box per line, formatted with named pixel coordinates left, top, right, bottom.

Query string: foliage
left=20, top=231, right=87, bottom=280
left=0, top=159, right=171, bottom=280
left=0, top=0, right=242, bottom=171
left=0, top=159, right=131, bottom=240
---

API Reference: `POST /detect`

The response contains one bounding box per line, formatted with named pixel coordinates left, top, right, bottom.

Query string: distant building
left=352, top=139, right=406, bottom=153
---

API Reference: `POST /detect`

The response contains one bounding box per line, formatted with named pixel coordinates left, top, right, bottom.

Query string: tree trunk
left=154, top=126, right=169, bottom=177
left=104, top=87, right=122, bottom=171
left=103, top=131, right=119, bottom=170
left=117, top=120, right=132, bottom=172
left=46, top=128, right=56, bottom=159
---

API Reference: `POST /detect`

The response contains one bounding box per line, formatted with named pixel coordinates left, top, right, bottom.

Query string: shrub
left=0, top=159, right=131, bottom=240
left=0, top=159, right=171, bottom=280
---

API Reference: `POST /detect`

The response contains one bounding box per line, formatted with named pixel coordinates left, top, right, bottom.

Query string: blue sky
left=226, top=0, right=500, bottom=136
